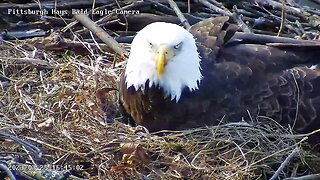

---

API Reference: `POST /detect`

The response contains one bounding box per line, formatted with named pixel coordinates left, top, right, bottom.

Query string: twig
left=277, top=0, right=286, bottom=36
left=73, top=14, right=128, bottom=57
left=167, top=0, right=191, bottom=30
left=265, top=0, right=303, bottom=16
left=144, top=0, right=176, bottom=15
left=0, top=131, right=42, bottom=158
left=270, top=147, right=299, bottom=180
left=0, top=57, right=53, bottom=67
left=197, top=0, right=232, bottom=16
left=310, top=0, right=320, bottom=4
left=245, top=136, right=307, bottom=169
left=114, top=0, right=129, bottom=32
left=295, top=20, right=307, bottom=38
left=207, top=0, right=223, bottom=8
left=0, top=163, right=16, bottom=180
left=233, top=6, right=251, bottom=33
left=25, top=137, right=72, bottom=153
left=284, top=174, right=320, bottom=180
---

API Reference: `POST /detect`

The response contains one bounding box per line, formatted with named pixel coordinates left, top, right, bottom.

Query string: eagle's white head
left=125, top=22, right=202, bottom=102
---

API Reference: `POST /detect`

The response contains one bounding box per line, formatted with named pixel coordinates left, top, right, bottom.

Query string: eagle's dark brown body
left=119, top=17, right=320, bottom=135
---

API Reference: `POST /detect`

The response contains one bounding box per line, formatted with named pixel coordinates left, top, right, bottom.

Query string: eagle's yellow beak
left=156, top=45, right=173, bottom=77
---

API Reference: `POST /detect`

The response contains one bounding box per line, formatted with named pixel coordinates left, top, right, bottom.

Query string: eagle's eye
left=174, top=42, right=183, bottom=49
left=149, top=42, right=153, bottom=48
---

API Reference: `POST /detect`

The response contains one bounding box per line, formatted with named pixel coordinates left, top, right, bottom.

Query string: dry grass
left=0, top=26, right=320, bottom=180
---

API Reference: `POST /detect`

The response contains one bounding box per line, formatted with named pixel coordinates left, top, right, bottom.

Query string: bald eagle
left=119, top=16, right=320, bottom=135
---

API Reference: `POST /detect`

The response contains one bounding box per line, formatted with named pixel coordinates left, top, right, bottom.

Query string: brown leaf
left=96, top=87, right=117, bottom=105
left=120, top=143, right=150, bottom=166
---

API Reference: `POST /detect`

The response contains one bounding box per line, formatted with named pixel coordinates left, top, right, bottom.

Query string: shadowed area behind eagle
left=119, top=16, right=320, bottom=142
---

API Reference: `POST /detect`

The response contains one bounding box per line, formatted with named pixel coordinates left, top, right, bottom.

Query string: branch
left=233, top=6, right=251, bottom=33
left=197, top=0, right=232, bottom=16
left=167, top=0, right=191, bottom=30
left=73, top=14, right=128, bottom=57
left=284, top=174, right=320, bottom=180
left=310, top=0, right=320, bottom=4
left=277, top=0, right=286, bottom=36
left=0, top=163, right=16, bottom=180
left=270, top=147, right=299, bottom=180
left=0, top=131, right=42, bottom=158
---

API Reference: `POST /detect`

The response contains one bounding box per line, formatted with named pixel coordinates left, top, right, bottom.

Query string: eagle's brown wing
left=190, top=16, right=320, bottom=134
left=119, top=16, right=320, bottom=135
left=190, top=16, right=320, bottom=71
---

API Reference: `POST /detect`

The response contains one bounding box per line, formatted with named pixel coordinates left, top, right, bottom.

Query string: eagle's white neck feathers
left=125, top=22, right=202, bottom=102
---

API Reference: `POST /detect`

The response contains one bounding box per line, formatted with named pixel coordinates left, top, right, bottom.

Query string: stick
left=197, top=0, right=232, bottom=16
left=0, top=57, right=53, bottom=67
left=269, top=147, right=299, bottom=180
left=73, top=14, right=128, bottom=57
left=233, top=6, right=251, bottom=33
left=310, top=0, right=320, bottom=4
left=266, top=0, right=303, bottom=16
left=167, top=0, right=191, bottom=30
left=284, top=174, right=320, bottom=180
left=277, top=0, right=286, bottom=36
left=0, top=131, right=42, bottom=158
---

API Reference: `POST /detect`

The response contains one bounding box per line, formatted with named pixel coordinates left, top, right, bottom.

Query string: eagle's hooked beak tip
left=156, top=45, right=172, bottom=77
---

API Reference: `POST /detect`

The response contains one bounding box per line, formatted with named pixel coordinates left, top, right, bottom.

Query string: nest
left=1, top=0, right=320, bottom=179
